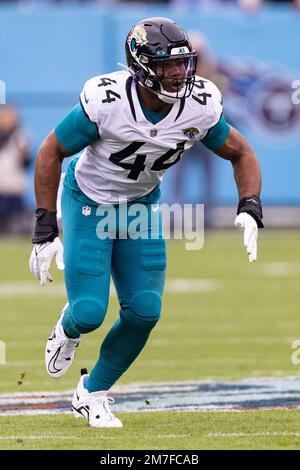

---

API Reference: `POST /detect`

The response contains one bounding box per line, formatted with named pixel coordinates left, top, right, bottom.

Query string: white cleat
left=72, top=370, right=123, bottom=428
left=45, top=304, right=80, bottom=378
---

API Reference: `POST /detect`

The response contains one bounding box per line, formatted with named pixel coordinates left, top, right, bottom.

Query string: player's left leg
left=84, top=204, right=166, bottom=392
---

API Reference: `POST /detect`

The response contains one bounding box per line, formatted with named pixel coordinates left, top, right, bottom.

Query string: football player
left=29, top=17, right=263, bottom=428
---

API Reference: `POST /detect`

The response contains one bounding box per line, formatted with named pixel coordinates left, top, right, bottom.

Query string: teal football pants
left=60, top=187, right=166, bottom=392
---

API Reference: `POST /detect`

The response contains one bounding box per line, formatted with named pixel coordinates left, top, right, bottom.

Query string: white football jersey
left=76, top=70, right=223, bottom=204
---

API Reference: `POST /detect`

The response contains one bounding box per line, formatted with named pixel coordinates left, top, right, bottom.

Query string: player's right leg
left=45, top=186, right=113, bottom=378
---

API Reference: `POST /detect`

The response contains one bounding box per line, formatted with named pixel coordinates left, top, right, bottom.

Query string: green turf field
left=0, top=230, right=300, bottom=449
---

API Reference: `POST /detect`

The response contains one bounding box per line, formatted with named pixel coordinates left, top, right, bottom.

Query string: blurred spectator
left=171, top=0, right=300, bottom=9
left=1, top=0, right=299, bottom=7
left=268, top=0, right=300, bottom=8
left=0, top=105, right=31, bottom=235
left=239, top=0, right=262, bottom=10
left=171, top=0, right=262, bottom=10
left=118, top=0, right=170, bottom=3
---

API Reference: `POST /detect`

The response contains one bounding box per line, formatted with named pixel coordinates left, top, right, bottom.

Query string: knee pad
left=129, top=290, right=162, bottom=325
left=71, top=298, right=106, bottom=333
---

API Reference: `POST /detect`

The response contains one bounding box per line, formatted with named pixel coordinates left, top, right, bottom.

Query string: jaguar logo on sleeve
left=182, top=127, right=200, bottom=141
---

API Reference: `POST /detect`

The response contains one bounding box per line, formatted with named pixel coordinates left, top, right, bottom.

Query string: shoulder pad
left=80, top=71, right=128, bottom=123
left=191, top=76, right=224, bottom=129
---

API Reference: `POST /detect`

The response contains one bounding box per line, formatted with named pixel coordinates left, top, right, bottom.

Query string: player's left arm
left=214, top=125, right=263, bottom=262
left=197, top=78, right=263, bottom=261
left=214, top=125, right=262, bottom=206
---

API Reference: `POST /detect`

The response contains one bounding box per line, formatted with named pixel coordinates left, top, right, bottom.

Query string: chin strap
left=158, top=93, right=181, bottom=104
left=157, top=83, right=187, bottom=104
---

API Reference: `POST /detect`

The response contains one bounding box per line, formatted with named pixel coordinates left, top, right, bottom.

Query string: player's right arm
left=30, top=90, right=100, bottom=285
left=34, top=130, right=71, bottom=213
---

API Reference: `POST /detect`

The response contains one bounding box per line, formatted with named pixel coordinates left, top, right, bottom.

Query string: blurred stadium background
left=0, top=0, right=300, bottom=451
left=0, top=0, right=300, bottom=232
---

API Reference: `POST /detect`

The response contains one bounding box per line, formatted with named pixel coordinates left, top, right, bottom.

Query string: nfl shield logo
left=82, top=206, right=91, bottom=217
left=150, top=129, right=158, bottom=137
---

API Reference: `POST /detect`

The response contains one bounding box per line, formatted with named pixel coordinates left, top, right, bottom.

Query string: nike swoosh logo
left=152, top=204, right=160, bottom=213
left=47, top=348, right=62, bottom=374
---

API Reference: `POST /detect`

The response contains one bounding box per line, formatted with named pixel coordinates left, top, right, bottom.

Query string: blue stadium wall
left=0, top=5, right=299, bottom=207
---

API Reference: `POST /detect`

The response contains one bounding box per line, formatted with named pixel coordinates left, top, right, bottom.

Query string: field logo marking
left=1, top=377, right=300, bottom=416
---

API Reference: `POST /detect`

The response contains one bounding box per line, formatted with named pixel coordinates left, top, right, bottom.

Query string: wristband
left=32, top=208, right=58, bottom=243
left=237, top=196, right=264, bottom=228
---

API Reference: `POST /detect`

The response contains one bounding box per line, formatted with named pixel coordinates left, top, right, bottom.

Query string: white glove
left=29, top=237, right=64, bottom=285
left=234, top=212, right=258, bottom=263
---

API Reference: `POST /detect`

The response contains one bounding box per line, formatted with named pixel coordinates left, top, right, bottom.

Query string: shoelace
left=49, top=329, right=79, bottom=359
left=91, top=395, right=116, bottom=420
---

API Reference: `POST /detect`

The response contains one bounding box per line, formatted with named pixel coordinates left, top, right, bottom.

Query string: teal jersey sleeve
left=201, top=114, right=230, bottom=151
left=55, top=103, right=100, bottom=154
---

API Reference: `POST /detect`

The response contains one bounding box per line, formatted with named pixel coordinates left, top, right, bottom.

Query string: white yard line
left=166, top=279, right=218, bottom=293
left=0, top=358, right=292, bottom=367
left=0, top=435, right=78, bottom=441
left=4, top=360, right=44, bottom=366
left=262, top=262, right=300, bottom=277
left=0, top=283, right=66, bottom=296
left=0, top=433, right=188, bottom=440
left=151, top=337, right=295, bottom=346
left=0, top=279, right=218, bottom=297
left=207, top=432, right=300, bottom=438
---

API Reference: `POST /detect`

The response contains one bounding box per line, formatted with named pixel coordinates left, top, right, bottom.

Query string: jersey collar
left=125, top=76, right=186, bottom=125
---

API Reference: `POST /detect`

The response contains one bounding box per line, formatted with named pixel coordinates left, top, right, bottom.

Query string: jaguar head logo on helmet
left=125, top=17, right=198, bottom=104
